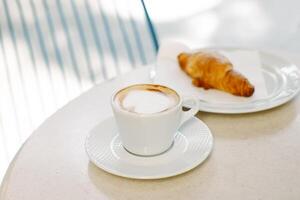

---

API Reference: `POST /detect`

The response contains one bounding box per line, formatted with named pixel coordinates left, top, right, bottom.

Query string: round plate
left=85, top=116, right=213, bottom=179
left=155, top=47, right=300, bottom=114
left=199, top=48, right=300, bottom=113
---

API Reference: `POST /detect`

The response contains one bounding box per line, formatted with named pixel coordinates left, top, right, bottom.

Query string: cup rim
left=111, top=83, right=182, bottom=116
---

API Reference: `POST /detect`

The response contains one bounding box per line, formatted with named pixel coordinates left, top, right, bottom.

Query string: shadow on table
left=197, top=98, right=299, bottom=139
left=87, top=156, right=215, bottom=199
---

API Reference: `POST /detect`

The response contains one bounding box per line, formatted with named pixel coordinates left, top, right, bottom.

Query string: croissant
left=178, top=51, right=255, bottom=97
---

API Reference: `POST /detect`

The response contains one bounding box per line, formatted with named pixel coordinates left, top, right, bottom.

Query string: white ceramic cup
left=111, top=84, right=199, bottom=156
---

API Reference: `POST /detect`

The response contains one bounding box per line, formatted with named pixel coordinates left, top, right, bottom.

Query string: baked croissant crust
left=178, top=51, right=255, bottom=97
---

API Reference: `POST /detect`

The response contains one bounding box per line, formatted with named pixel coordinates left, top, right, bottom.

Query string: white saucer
left=85, top=116, right=213, bottom=179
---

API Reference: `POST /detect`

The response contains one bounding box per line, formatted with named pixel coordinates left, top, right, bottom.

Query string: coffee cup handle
left=180, top=97, right=200, bottom=127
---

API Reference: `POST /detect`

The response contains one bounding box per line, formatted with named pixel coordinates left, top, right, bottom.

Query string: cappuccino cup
left=111, top=84, right=199, bottom=156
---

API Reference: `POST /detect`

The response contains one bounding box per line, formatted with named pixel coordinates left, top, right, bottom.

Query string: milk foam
left=120, top=90, right=176, bottom=114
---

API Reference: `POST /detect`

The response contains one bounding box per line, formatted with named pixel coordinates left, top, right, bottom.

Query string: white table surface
left=2, top=0, right=300, bottom=197
left=0, top=50, right=300, bottom=199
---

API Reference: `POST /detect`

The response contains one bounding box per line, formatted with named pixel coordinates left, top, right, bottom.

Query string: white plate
left=85, top=116, right=213, bottom=179
left=154, top=47, right=300, bottom=114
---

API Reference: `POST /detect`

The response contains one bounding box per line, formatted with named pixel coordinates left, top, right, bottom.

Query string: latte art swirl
left=114, top=84, right=179, bottom=114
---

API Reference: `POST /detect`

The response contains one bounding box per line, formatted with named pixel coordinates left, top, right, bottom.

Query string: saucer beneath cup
left=85, top=116, right=213, bottom=179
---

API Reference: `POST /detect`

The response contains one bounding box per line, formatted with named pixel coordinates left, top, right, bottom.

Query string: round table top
left=1, top=64, right=300, bottom=200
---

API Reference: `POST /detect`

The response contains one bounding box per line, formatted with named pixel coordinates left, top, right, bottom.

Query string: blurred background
left=0, top=0, right=300, bottom=182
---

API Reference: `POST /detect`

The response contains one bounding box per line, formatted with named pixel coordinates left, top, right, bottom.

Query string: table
left=1, top=52, right=300, bottom=199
